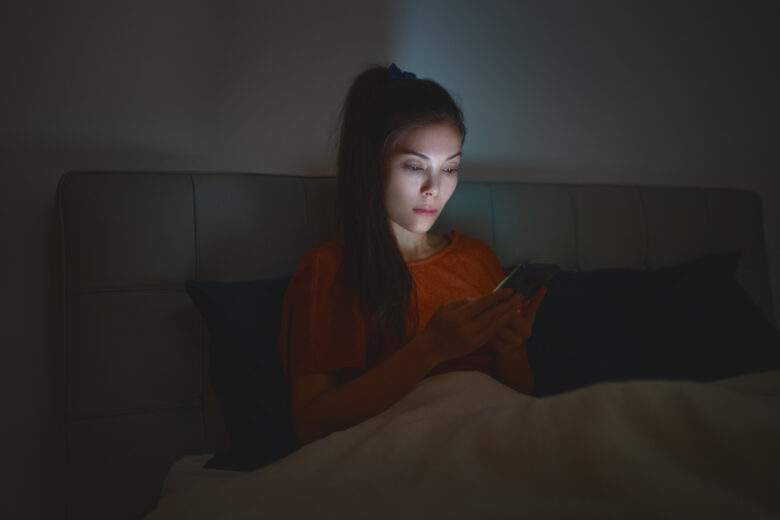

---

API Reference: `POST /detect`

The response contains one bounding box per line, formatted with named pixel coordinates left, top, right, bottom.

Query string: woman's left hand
left=483, top=286, right=547, bottom=355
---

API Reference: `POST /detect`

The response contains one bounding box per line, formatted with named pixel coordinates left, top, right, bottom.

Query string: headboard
left=57, top=171, right=777, bottom=519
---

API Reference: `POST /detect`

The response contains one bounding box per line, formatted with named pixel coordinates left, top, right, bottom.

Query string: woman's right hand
left=421, top=288, right=525, bottom=365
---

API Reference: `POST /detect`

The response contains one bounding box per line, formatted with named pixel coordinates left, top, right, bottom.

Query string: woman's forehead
left=391, top=124, right=461, bottom=156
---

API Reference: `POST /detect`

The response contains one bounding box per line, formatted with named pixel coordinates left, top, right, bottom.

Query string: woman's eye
left=404, top=165, right=459, bottom=175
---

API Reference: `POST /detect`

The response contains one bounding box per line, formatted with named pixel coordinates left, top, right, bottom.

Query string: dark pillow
left=643, top=253, right=780, bottom=381
left=527, top=252, right=780, bottom=397
left=185, top=276, right=297, bottom=471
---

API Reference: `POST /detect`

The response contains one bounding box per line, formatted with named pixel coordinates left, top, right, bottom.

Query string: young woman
left=277, top=63, right=547, bottom=446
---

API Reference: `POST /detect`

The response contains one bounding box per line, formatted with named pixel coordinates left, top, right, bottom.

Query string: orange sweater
left=276, top=229, right=524, bottom=387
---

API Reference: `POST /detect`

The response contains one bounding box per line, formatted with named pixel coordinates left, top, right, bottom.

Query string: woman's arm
left=493, top=346, right=534, bottom=394
left=294, top=332, right=442, bottom=445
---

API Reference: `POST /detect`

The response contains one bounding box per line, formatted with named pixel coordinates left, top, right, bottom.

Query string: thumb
left=526, top=286, right=547, bottom=316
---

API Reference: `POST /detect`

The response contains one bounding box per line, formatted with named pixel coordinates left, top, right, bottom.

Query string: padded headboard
left=57, top=171, right=777, bottom=519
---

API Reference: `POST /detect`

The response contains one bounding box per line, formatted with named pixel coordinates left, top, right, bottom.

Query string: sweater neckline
left=406, top=229, right=459, bottom=266
left=326, top=229, right=460, bottom=266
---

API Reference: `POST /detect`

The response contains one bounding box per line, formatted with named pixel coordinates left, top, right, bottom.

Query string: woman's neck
left=398, top=233, right=448, bottom=262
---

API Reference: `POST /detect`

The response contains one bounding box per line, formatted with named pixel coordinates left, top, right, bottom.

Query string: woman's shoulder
left=291, top=240, right=344, bottom=282
left=447, top=230, right=506, bottom=284
left=301, top=240, right=343, bottom=264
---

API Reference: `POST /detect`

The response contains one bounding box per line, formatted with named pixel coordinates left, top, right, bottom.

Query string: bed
left=57, top=171, right=780, bottom=518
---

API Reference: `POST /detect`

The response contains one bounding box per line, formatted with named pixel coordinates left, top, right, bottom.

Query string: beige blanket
left=146, top=369, right=780, bottom=519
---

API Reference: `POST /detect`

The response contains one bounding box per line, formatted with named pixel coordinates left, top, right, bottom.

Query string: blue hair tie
left=387, top=63, right=417, bottom=81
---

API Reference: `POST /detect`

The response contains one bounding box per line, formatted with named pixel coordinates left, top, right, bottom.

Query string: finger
left=452, top=297, right=478, bottom=313
left=487, top=326, right=513, bottom=352
left=491, top=336, right=514, bottom=354
left=507, top=308, right=537, bottom=344
left=446, top=296, right=479, bottom=311
left=533, top=285, right=547, bottom=304
left=500, top=325, right=525, bottom=347
left=493, top=326, right=525, bottom=353
left=476, top=298, right=523, bottom=344
left=525, top=286, right=548, bottom=319
left=495, top=326, right=514, bottom=343
left=507, top=311, right=529, bottom=334
left=524, top=285, right=546, bottom=303
left=505, top=315, right=530, bottom=342
left=448, top=299, right=471, bottom=310
left=464, top=287, right=516, bottom=319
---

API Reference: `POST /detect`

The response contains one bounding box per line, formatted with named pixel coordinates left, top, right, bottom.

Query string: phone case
left=494, top=263, right=560, bottom=298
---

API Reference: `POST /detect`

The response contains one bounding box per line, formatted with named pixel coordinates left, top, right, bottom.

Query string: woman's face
left=383, top=122, right=462, bottom=237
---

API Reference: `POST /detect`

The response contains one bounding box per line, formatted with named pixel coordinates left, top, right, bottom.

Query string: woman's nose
left=422, top=182, right=437, bottom=196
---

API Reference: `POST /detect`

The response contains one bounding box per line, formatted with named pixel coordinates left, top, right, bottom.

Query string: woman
left=277, top=63, right=547, bottom=446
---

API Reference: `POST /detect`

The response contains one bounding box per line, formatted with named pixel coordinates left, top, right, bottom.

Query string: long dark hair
left=332, top=63, right=467, bottom=368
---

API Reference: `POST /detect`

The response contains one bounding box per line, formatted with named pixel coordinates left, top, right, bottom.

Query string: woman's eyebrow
left=398, top=149, right=461, bottom=161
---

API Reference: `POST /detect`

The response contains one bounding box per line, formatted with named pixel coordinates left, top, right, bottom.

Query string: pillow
left=526, top=252, right=780, bottom=397
left=643, top=253, right=780, bottom=382
left=185, top=276, right=296, bottom=471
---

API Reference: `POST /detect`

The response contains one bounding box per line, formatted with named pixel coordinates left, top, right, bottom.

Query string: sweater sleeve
left=276, top=247, right=367, bottom=386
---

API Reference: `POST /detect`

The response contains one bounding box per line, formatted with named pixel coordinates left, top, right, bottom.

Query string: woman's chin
left=414, top=222, right=435, bottom=233
left=389, top=217, right=435, bottom=235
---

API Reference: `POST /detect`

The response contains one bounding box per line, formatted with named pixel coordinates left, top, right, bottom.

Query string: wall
left=0, top=1, right=777, bottom=517
left=392, top=0, right=779, bottom=311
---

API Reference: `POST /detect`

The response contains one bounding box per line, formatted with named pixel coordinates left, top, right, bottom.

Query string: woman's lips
left=413, top=208, right=438, bottom=216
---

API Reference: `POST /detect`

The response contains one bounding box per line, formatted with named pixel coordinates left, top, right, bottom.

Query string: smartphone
left=493, top=262, right=560, bottom=299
